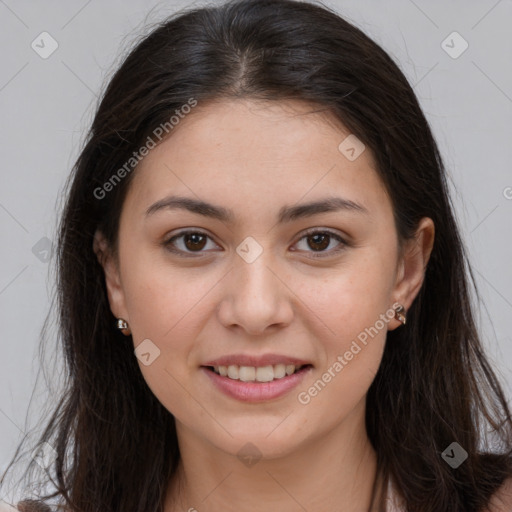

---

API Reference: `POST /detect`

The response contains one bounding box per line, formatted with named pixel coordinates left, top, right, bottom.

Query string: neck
left=164, top=401, right=385, bottom=512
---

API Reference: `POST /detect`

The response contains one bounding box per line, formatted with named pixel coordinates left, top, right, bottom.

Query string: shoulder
left=0, top=502, right=18, bottom=512
left=0, top=500, right=54, bottom=512
left=486, top=477, right=512, bottom=512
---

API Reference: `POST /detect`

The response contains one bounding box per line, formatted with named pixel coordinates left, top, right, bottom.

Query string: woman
left=1, top=0, right=512, bottom=510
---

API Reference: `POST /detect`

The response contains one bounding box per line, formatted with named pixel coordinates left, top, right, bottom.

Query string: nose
left=216, top=250, right=294, bottom=336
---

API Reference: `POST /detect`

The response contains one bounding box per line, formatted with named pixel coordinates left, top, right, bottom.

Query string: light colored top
left=385, top=477, right=406, bottom=511
left=2, top=490, right=406, bottom=512
left=0, top=501, right=18, bottom=512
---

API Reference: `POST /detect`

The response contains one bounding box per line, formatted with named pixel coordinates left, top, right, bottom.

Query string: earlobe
left=389, top=217, right=435, bottom=330
left=93, top=230, right=129, bottom=323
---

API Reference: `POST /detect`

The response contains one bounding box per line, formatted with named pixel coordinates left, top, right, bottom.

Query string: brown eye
left=164, top=230, right=219, bottom=256
left=307, top=233, right=330, bottom=251
left=183, top=233, right=207, bottom=251
left=293, top=229, right=347, bottom=258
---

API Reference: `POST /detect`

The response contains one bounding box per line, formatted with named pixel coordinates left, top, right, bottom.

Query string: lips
left=201, top=354, right=313, bottom=401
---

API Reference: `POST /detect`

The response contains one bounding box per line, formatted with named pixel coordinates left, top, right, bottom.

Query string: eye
left=163, top=228, right=347, bottom=258
left=163, top=230, right=220, bottom=256
left=292, top=229, right=347, bottom=258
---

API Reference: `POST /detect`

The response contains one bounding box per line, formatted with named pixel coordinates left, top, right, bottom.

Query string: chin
left=201, top=419, right=313, bottom=460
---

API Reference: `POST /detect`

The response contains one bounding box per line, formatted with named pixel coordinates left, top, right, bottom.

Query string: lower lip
left=201, top=366, right=312, bottom=402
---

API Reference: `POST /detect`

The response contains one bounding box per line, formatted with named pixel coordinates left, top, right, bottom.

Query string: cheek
left=120, top=259, right=212, bottom=417
left=121, top=255, right=219, bottom=343
left=297, top=270, right=390, bottom=414
left=298, top=256, right=394, bottom=342
left=295, top=254, right=393, bottom=408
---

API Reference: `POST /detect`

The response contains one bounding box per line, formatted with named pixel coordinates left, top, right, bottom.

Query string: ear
left=93, top=230, right=129, bottom=323
left=388, top=217, right=435, bottom=330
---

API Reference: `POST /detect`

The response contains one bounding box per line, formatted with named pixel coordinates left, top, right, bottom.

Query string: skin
left=94, top=98, right=436, bottom=511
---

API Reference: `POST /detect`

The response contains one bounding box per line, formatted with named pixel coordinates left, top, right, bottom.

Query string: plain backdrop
left=1, top=0, right=511, bottom=482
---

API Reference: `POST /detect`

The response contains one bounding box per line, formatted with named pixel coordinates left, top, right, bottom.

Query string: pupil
left=309, top=233, right=329, bottom=251
left=185, top=233, right=206, bottom=251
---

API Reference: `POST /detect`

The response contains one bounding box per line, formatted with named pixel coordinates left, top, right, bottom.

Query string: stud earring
left=394, top=304, right=407, bottom=326
left=116, top=318, right=131, bottom=335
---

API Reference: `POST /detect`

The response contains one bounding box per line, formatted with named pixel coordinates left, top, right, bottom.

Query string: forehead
left=124, top=98, right=391, bottom=223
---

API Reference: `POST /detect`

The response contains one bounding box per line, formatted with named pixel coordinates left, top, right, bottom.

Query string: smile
left=210, top=364, right=307, bottom=382
left=202, top=363, right=313, bottom=402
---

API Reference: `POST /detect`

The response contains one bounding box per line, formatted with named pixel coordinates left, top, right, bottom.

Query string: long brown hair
left=2, top=0, right=511, bottom=510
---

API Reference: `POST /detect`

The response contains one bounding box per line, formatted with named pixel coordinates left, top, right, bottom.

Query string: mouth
left=200, top=355, right=313, bottom=402
left=204, top=363, right=312, bottom=383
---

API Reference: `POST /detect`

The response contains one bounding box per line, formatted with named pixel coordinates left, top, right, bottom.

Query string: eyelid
left=292, top=227, right=347, bottom=258
left=163, top=228, right=219, bottom=257
left=163, top=227, right=348, bottom=258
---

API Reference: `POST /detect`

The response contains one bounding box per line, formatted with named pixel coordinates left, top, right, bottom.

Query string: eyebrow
left=145, top=195, right=369, bottom=224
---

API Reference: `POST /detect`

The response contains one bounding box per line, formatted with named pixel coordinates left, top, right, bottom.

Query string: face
left=97, top=98, right=433, bottom=460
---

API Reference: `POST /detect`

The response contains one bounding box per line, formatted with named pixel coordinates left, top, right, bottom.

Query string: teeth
left=273, top=364, right=286, bottom=379
left=239, top=366, right=255, bottom=382
left=214, top=364, right=304, bottom=382
left=227, top=365, right=239, bottom=379
left=256, top=365, right=274, bottom=382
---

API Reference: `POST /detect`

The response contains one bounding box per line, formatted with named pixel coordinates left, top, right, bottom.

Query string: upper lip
left=202, top=354, right=312, bottom=367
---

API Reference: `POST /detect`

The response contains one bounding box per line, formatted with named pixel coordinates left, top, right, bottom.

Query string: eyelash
left=163, top=228, right=347, bottom=259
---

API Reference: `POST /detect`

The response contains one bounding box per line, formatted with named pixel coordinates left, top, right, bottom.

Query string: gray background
left=1, top=0, right=511, bottom=479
